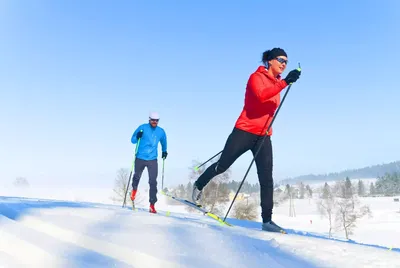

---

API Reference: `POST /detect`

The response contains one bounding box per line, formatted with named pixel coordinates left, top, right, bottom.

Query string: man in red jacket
left=192, top=47, right=301, bottom=233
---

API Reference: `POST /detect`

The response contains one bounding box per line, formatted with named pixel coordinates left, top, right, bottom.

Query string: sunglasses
left=276, top=57, right=288, bottom=64
left=150, top=118, right=159, bottom=122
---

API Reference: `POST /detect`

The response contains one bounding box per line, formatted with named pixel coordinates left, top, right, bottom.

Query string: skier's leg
left=251, top=135, right=274, bottom=223
left=252, top=136, right=284, bottom=232
left=131, top=158, right=146, bottom=200
left=193, top=128, right=255, bottom=202
left=147, top=159, right=158, bottom=205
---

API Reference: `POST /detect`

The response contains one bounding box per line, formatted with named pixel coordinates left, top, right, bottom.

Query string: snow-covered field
left=270, top=195, right=400, bottom=249
left=1, top=185, right=400, bottom=267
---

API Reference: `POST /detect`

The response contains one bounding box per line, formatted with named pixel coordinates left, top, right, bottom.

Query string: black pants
left=132, top=158, right=158, bottom=204
left=195, top=127, right=274, bottom=223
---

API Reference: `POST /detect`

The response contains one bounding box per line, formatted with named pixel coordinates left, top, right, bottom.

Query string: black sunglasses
left=276, top=57, right=288, bottom=64
left=150, top=118, right=159, bottom=122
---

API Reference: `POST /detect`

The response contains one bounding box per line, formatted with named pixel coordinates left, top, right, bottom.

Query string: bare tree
left=317, top=179, right=372, bottom=239
left=334, top=196, right=371, bottom=239
left=284, top=184, right=296, bottom=217
left=13, top=177, right=29, bottom=188
left=316, top=192, right=336, bottom=238
left=110, top=168, right=144, bottom=206
left=232, top=200, right=258, bottom=220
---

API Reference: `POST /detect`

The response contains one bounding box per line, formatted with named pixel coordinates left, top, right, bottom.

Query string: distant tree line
left=373, top=172, right=400, bottom=196
left=280, top=160, right=400, bottom=184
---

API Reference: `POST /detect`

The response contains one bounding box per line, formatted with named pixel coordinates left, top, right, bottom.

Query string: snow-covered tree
left=298, top=182, right=305, bottom=199
left=369, top=182, right=376, bottom=196
left=357, top=180, right=366, bottom=197
left=334, top=196, right=371, bottom=239
left=317, top=190, right=336, bottom=238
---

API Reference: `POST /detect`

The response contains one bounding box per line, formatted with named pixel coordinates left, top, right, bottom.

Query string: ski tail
left=160, top=190, right=232, bottom=227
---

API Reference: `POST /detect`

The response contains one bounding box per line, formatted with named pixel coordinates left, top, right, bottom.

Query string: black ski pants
left=132, top=158, right=158, bottom=204
left=195, top=127, right=274, bottom=223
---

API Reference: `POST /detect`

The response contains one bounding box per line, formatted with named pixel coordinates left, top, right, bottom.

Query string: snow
left=1, top=186, right=400, bottom=267
left=265, top=195, right=400, bottom=249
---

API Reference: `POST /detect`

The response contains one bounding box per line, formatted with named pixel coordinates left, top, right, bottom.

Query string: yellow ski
left=160, top=190, right=232, bottom=227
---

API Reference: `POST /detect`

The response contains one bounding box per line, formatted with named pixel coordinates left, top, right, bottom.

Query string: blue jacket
left=131, top=123, right=167, bottom=161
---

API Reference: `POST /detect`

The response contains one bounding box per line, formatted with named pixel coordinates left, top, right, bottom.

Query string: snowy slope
left=1, top=195, right=399, bottom=268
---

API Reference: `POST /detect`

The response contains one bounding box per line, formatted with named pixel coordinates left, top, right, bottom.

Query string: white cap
left=149, top=111, right=160, bottom=120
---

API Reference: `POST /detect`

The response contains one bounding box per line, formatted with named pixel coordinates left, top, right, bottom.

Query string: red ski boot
left=149, top=204, right=157, bottom=214
left=130, top=189, right=137, bottom=201
left=130, top=190, right=137, bottom=210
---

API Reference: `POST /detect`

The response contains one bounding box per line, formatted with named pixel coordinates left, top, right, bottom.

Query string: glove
left=136, top=131, right=143, bottom=139
left=284, top=69, right=301, bottom=85
left=162, top=151, right=168, bottom=159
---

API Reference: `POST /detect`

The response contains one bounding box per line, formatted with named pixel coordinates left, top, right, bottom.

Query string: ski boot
left=130, top=189, right=137, bottom=210
left=192, top=182, right=203, bottom=205
left=149, top=204, right=157, bottom=214
left=262, top=221, right=286, bottom=234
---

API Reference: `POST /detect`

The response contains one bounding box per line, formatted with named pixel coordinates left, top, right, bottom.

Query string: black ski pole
left=161, top=158, right=165, bottom=191
left=122, top=131, right=142, bottom=208
left=194, top=150, right=223, bottom=171
left=223, top=64, right=301, bottom=222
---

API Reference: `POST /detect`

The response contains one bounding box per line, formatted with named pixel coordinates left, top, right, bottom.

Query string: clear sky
left=1, top=0, right=400, bottom=189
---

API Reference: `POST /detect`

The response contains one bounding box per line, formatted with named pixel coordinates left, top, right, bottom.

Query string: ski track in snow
left=0, top=196, right=399, bottom=268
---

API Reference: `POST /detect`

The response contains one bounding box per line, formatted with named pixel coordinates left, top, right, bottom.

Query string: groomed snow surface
left=0, top=187, right=399, bottom=268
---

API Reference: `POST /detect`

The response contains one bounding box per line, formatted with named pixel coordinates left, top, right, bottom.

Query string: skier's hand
left=284, top=69, right=301, bottom=85
left=162, top=151, right=168, bottom=159
left=136, top=131, right=143, bottom=139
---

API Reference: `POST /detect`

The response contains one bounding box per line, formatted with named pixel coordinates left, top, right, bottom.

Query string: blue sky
left=1, top=0, right=400, bottom=189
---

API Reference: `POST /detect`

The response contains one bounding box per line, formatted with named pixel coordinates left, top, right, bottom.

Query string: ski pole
left=161, top=158, right=165, bottom=191
left=122, top=130, right=143, bottom=207
left=223, top=63, right=301, bottom=222
left=194, top=150, right=223, bottom=171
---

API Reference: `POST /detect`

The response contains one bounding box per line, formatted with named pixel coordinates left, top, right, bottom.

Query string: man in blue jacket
left=130, top=112, right=168, bottom=213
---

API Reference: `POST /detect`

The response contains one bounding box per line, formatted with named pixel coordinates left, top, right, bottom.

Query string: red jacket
left=235, top=66, right=288, bottom=136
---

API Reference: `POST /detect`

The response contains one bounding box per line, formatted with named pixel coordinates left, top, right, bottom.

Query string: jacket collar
left=256, top=65, right=282, bottom=80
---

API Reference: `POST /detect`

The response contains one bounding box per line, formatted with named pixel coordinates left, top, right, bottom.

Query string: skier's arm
left=248, top=73, right=287, bottom=103
left=131, top=126, right=142, bottom=144
left=160, top=130, right=167, bottom=152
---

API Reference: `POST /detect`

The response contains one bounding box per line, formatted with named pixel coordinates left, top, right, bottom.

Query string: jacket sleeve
left=248, top=73, right=287, bottom=103
left=131, top=125, right=142, bottom=144
left=160, top=130, right=167, bottom=152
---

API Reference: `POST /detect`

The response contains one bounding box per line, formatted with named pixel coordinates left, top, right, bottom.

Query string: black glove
left=284, top=69, right=301, bottom=85
left=162, top=151, right=168, bottom=159
left=136, top=131, right=143, bottom=139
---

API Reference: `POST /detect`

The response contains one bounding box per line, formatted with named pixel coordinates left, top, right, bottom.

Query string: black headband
left=265, top=48, right=287, bottom=61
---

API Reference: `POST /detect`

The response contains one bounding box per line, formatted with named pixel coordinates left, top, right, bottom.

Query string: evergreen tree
left=306, top=184, right=313, bottom=198
left=357, top=180, right=366, bottom=197
left=369, top=182, right=376, bottom=196
left=299, top=182, right=305, bottom=199
left=322, top=182, right=331, bottom=199
left=344, top=177, right=353, bottom=199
